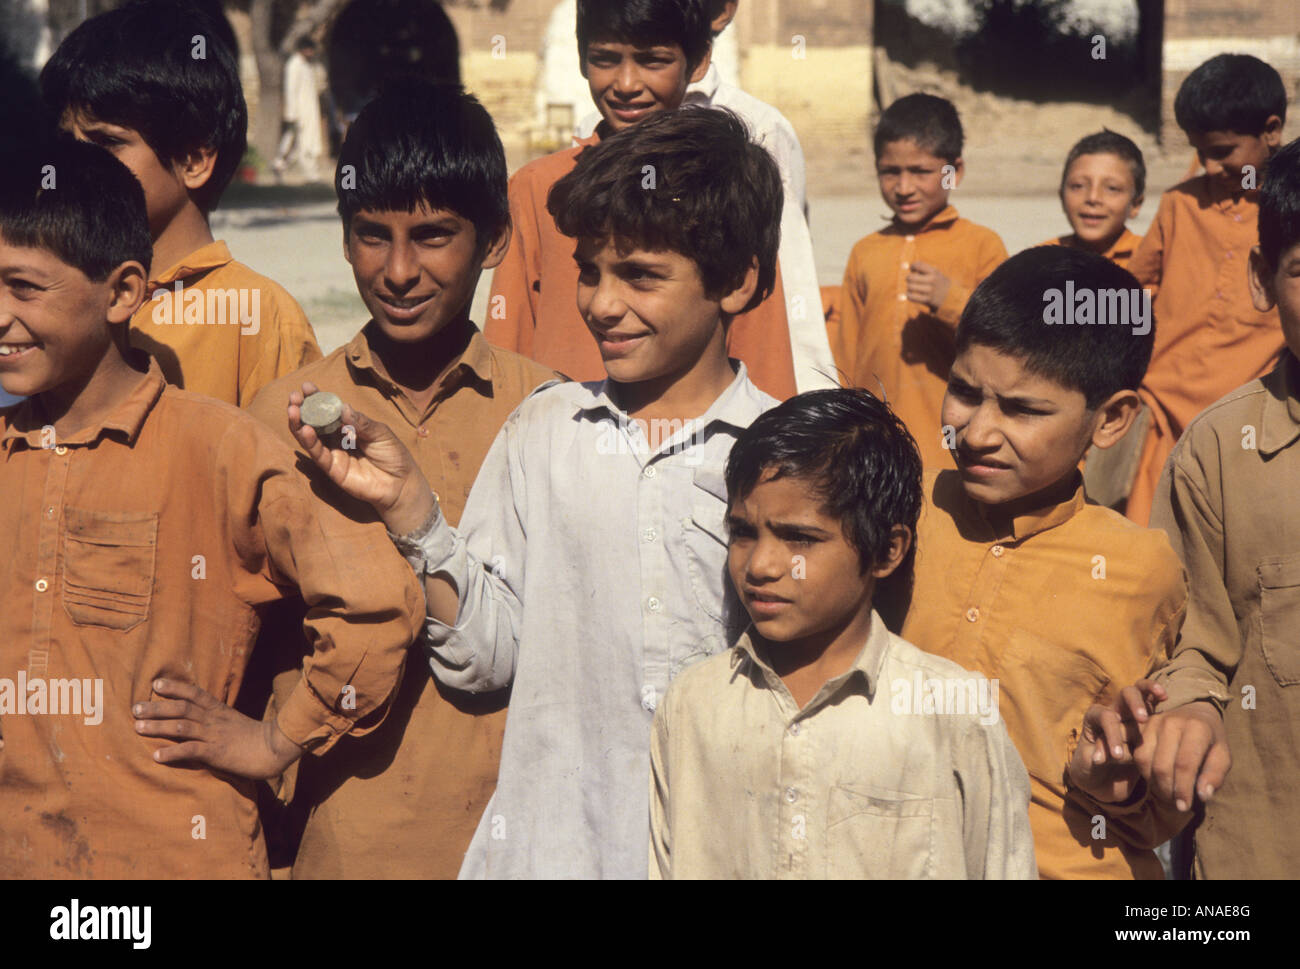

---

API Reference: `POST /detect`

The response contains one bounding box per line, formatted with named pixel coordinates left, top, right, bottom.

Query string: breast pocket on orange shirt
left=62, top=509, right=158, bottom=632
left=1259, top=556, right=1300, bottom=687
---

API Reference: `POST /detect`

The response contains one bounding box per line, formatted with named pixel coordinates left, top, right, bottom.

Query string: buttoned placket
left=953, top=536, right=1015, bottom=670
left=30, top=443, right=73, bottom=677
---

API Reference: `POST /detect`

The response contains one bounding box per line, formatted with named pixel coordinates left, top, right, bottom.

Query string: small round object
left=301, top=392, right=344, bottom=436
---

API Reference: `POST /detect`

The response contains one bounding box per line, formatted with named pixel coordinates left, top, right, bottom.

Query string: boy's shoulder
left=1172, top=354, right=1296, bottom=472
left=851, top=211, right=1003, bottom=257
left=510, top=139, right=594, bottom=195
left=245, top=342, right=352, bottom=426
left=709, top=80, right=800, bottom=144
left=218, top=254, right=310, bottom=323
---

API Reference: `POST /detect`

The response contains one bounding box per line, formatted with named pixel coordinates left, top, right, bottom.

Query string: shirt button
left=643, top=527, right=657, bottom=542
left=991, top=545, right=1004, bottom=558
left=35, top=578, right=49, bottom=593
left=646, top=596, right=661, bottom=612
left=416, top=426, right=429, bottom=438
left=45, top=506, right=55, bottom=518
left=54, top=446, right=68, bottom=455
left=897, top=293, right=907, bottom=301
left=901, top=261, right=911, bottom=270
left=789, top=722, right=801, bottom=736
left=785, top=787, right=798, bottom=803
left=965, top=606, right=980, bottom=622
left=643, top=465, right=656, bottom=478
left=905, top=234, right=915, bottom=242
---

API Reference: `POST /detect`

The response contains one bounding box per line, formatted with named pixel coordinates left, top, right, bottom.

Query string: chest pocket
left=681, top=468, right=730, bottom=625
left=62, top=509, right=158, bottom=631
left=826, top=786, right=935, bottom=879
left=1259, top=556, right=1300, bottom=686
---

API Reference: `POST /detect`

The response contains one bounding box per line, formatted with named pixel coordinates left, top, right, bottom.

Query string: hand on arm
left=906, top=261, right=953, bottom=313
left=1068, top=680, right=1164, bottom=804
left=1133, top=697, right=1230, bottom=812
left=134, top=679, right=303, bottom=780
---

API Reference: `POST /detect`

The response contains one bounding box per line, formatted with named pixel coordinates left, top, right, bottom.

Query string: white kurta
left=282, top=51, right=323, bottom=175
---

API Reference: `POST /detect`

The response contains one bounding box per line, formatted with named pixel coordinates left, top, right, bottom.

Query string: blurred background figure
left=273, top=36, right=326, bottom=181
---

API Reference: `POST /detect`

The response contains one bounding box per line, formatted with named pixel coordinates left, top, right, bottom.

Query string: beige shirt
left=649, top=612, right=1037, bottom=879
left=1149, top=352, right=1300, bottom=880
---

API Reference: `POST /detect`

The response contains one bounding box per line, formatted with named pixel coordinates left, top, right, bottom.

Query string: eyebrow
left=724, top=512, right=831, bottom=537
left=949, top=373, right=1054, bottom=407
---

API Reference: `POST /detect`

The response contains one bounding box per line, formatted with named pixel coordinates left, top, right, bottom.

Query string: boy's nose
left=383, top=243, right=420, bottom=289
left=614, top=62, right=641, bottom=95
left=962, top=405, right=1003, bottom=451
left=746, top=538, right=789, bottom=582
left=585, top=273, right=627, bottom=323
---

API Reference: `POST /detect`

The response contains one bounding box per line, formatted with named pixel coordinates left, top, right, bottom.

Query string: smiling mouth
left=377, top=293, right=433, bottom=310
left=0, top=343, right=38, bottom=358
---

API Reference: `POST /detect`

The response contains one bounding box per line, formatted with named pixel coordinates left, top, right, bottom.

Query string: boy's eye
left=947, top=381, right=980, bottom=402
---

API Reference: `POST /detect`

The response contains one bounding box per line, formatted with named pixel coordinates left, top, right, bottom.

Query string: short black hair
left=1174, top=53, right=1286, bottom=136
left=725, top=388, right=923, bottom=574
left=0, top=135, right=152, bottom=281
left=955, top=246, right=1153, bottom=409
left=336, top=78, right=509, bottom=249
left=576, top=0, right=712, bottom=75
left=1061, top=129, right=1146, bottom=200
left=39, top=0, right=248, bottom=215
left=548, top=106, right=781, bottom=314
left=1259, top=136, right=1300, bottom=271
left=874, top=93, right=963, bottom=164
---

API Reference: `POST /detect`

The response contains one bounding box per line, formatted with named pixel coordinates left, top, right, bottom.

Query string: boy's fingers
left=1198, top=742, right=1232, bottom=801
left=132, top=698, right=192, bottom=720
left=1117, top=684, right=1151, bottom=723
left=152, top=740, right=207, bottom=765
left=135, top=717, right=202, bottom=740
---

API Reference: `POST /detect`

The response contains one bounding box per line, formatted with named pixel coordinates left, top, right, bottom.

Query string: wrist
left=266, top=717, right=304, bottom=772
left=382, top=484, right=437, bottom=537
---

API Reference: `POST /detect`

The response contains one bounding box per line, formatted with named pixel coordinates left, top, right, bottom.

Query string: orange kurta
left=245, top=321, right=557, bottom=879
left=486, top=136, right=797, bottom=400
left=897, top=470, right=1190, bottom=879
left=0, top=362, right=422, bottom=878
left=1124, top=177, right=1285, bottom=525
left=832, top=206, right=1006, bottom=468
left=129, top=241, right=322, bottom=406
left=1038, top=227, right=1143, bottom=272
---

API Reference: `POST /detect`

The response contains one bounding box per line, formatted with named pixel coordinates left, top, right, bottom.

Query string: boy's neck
left=152, top=205, right=215, bottom=281
left=979, top=468, right=1082, bottom=530
left=761, top=601, right=876, bottom=710
left=36, top=343, right=149, bottom=440
left=1072, top=229, right=1127, bottom=255
left=614, top=337, right=736, bottom=424
left=364, top=316, right=474, bottom=413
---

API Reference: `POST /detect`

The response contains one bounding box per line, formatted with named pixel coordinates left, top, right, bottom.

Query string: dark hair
left=874, top=93, right=963, bottom=163
left=1061, top=129, right=1146, bottom=200
left=1174, top=53, right=1286, bottom=136
left=725, top=388, right=923, bottom=574
left=336, top=78, right=508, bottom=249
left=1259, top=136, right=1300, bottom=270
left=548, top=106, right=780, bottom=314
left=576, top=0, right=711, bottom=75
left=39, top=0, right=248, bottom=215
left=955, top=246, right=1153, bottom=408
left=0, top=135, right=152, bottom=280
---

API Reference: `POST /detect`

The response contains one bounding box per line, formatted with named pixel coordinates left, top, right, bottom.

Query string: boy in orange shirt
left=891, top=246, right=1192, bottom=878
left=1040, top=130, right=1145, bottom=271
left=1124, top=54, right=1288, bottom=525
left=41, top=0, right=321, bottom=406
left=486, top=0, right=797, bottom=400
left=832, top=93, right=1007, bottom=469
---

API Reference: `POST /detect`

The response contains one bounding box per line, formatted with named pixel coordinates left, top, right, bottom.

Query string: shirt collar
left=345, top=319, right=496, bottom=399
left=731, top=609, right=893, bottom=706
left=147, top=241, right=233, bottom=289
left=1259, top=352, right=1300, bottom=456
left=970, top=471, right=1087, bottom=543
left=572, top=360, right=765, bottom=439
left=1, top=357, right=166, bottom=453
left=887, top=204, right=960, bottom=234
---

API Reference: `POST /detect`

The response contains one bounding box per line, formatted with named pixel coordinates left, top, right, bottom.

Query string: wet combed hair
left=955, top=246, right=1153, bottom=409
left=39, top=0, right=247, bottom=215
left=547, top=106, right=781, bottom=314
left=874, top=93, right=963, bottom=163
left=1174, top=53, right=1286, bottom=136
left=336, top=78, right=509, bottom=248
left=0, top=135, right=152, bottom=280
left=1061, top=129, right=1146, bottom=200
left=1259, top=136, right=1300, bottom=271
left=576, top=0, right=711, bottom=74
left=725, top=388, right=923, bottom=575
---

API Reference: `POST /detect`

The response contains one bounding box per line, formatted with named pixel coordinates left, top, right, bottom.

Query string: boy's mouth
left=595, top=330, right=649, bottom=357
left=375, top=292, right=433, bottom=321
left=607, top=101, right=654, bottom=123
left=745, top=588, right=793, bottom=618
left=956, top=450, right=1012, bottom=475
left=0, top=342, right=38, bottom=362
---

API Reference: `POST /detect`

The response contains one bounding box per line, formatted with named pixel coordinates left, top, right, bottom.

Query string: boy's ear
left=1128, top=192, right=1144, bottom=219
left=947, top=157, right=965, bottom=189
left=174, top=144, right=219, bottom=193
left=1248, top=245, right=1276, bottom=312
left=1263, top=114, right=1284, bottom=151
left=1089, top=389, right=1143, bottom=451
left=711, top=2, right=739, bottom=34
left=718, top=257, right=759, bottom=316
left=105, top=260, right=148, bottom=324
left=688, top=44, right=712, bottom=84
left=480, top=217, right=513, bottom=272
left=870, top=524, right=914, bottom=580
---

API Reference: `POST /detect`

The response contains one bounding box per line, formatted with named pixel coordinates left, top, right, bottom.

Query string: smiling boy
left=40, top=0, right=321, bottom=406
left=243, top=80, right=557, bottom=879
left=284, top=107, right=782, bottom=878
left=0, top=137, right=419, bottom=878
left=831, top=94, right=1007, bottom=469
left=890, top=246, right=1193, bottom=879
left=1041, top=130, right=1145, bottom=271
left=649, top=388, right=1036, bottom=879
left=485, top=0, right=797, bottom=399
left=1124, top=54, right=1288, bottom=525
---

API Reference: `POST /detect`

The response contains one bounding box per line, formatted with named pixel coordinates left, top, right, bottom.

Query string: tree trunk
left=249, top=0, right=282, bottom=165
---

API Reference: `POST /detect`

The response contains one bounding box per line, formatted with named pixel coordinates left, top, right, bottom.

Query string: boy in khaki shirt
left=41, top=0, right=321, bottom=406
left=650, top=388, right=1035, bottom=879
left=0, top=137, right=420, bottom=878
left=892, top=246, right=1193, bottom=878
left=245, top=80, right=556, bottom=879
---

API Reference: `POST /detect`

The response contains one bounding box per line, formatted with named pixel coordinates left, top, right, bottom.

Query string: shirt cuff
left=387, top=495, right=454, bottom=576
left=275, top=679, right=354, bottom=755
left=1151, top=666, right=1231, bottom=715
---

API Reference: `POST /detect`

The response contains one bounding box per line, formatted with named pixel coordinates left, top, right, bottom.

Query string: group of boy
left=0, top=0, right=1294, bottom=881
